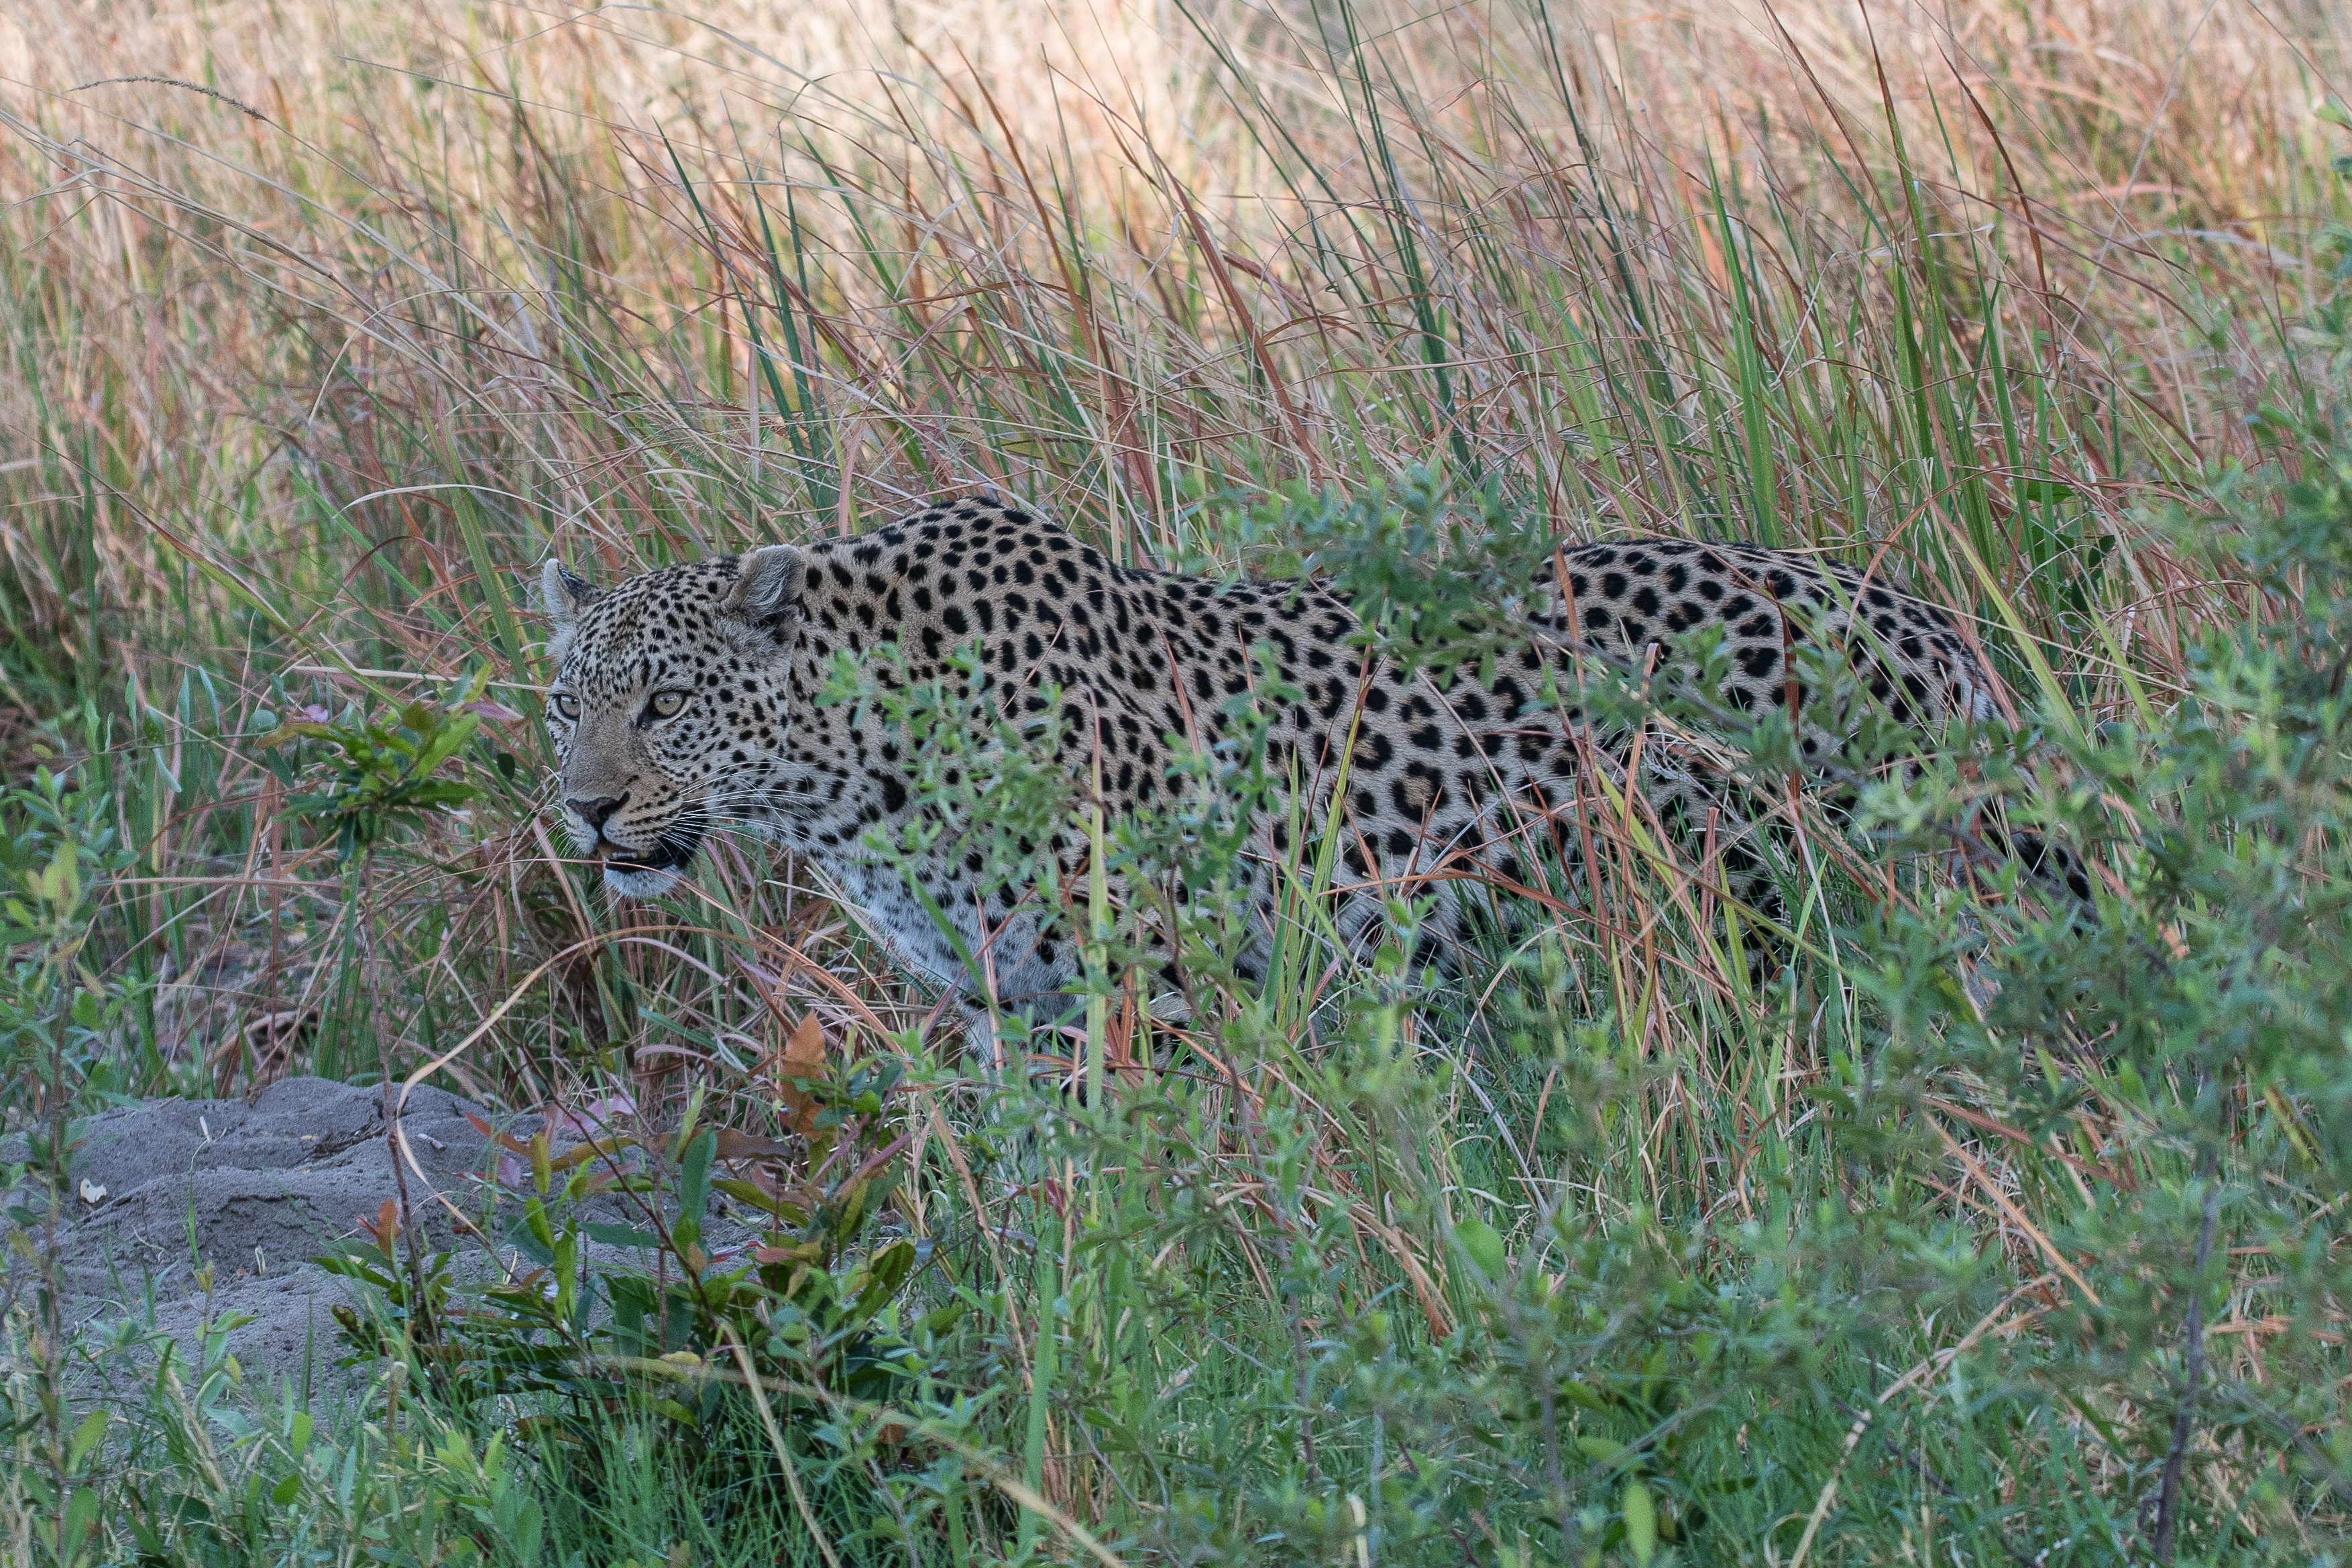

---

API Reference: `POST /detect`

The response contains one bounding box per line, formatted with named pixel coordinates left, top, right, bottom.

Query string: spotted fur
left=543, top=495, right=2044, bottom=1018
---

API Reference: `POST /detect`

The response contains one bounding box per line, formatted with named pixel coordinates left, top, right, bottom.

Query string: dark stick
left=2151, top=1145, right=2221, bottom=1562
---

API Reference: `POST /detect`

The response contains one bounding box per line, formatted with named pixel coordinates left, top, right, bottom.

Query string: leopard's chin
left=604, top=862, right=685, bottom=898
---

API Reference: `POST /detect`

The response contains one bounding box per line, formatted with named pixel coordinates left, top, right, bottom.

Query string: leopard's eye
left=551, top=692, right=580, bottom=722
left=647, top=690, right=688, bottom=720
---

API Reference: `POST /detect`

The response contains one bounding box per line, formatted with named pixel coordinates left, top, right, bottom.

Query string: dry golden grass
left=3, top=0, right=2345, bottom=613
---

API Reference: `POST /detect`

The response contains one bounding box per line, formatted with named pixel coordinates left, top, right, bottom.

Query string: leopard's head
left=539, top=545, right=806, bottom=896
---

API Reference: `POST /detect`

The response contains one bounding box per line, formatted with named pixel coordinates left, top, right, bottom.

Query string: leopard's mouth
left=596, top=826, right=704, bottom=879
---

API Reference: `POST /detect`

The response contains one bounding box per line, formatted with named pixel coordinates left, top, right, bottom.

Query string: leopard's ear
left=539, top=559, right=600, bottom=628
left=722, top=545, right=806, bottom=644
left=539, top=559, right=599, bottom=661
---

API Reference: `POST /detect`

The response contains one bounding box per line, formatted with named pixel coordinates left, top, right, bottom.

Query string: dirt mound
left=8, top=1078, right=518, bottom=1403
left=7, top=1077, right=761, bottom=1412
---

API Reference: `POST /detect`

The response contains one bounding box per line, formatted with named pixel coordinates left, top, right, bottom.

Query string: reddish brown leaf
left=714, top=1127, right=794, bottom=1162
left=775, top=1013, right=828, bottom=1135
left=467, top=1110, right=539, bottom=1158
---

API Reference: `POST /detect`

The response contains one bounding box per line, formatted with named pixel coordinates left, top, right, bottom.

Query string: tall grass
left=1, top=0, right=2350, bottom=1561
left=0, top=0, right=2333, bottom=1066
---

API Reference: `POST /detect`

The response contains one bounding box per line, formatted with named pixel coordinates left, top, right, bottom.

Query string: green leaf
left=62, top=1487, right=100, bottom=1561
left=38, top=841, right=78, bottom=908
left=679, top=1129, right=716, bottom=1227
left=498, top=1492, right=545, bottom=1565
left=311, top=1251, right=398, bottom=1287
left=585, top=1223, right=665, bottom=1251
left=1623, top=1477, right=1657, bottom=1567
left=510, top=1202, right=557, bottom=1267
left=257, top=722, right=335, bottom=748
left=553, top=1223, right=579, bottom=1309
left=270, top=1471, right=302, bottom=1506
left=67, top=1407, right=107, bottom=1470
left=850, top=1239, right=919, bottom=1321
left=1455, top=1217, right=1508, bottom=1280
left=1641, top=1343, right=1671, bottom=1408
left=414, top=711, right=482, bottom=776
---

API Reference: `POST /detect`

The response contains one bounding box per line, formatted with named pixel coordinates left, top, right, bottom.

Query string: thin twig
left=2151, top=1146, right=2222, bottom=1562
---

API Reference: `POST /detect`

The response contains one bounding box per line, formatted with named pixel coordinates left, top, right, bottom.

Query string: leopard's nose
left=567, top=794, right=627, bottom=832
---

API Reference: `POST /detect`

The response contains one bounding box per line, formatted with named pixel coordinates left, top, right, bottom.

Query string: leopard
left=540, top=494, right=2082, bottom=1029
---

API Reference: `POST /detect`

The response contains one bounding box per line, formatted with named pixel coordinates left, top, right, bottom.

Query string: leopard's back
left=763, top=499, right=2003, bottom=1007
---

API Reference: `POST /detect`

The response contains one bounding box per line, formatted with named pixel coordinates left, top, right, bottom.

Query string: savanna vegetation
left=3, top=0, right=2352, bottom=1561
